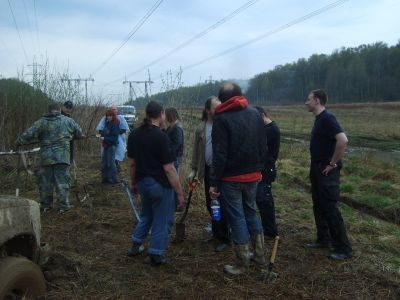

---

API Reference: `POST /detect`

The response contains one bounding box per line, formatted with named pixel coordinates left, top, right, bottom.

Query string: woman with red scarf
left=99, top=109, right=121, bottom=184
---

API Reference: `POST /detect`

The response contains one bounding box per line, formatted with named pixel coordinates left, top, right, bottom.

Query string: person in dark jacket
left=165, top=107, right=184, bottom=173
left=209, top=83, right=266, bottom=275
left=99, top=109, right=120, bottom=184
left=254, top=106, right=280, bottom=239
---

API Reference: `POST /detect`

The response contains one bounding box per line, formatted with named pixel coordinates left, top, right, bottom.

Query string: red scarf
left=215, top=96, right=248, bottom=114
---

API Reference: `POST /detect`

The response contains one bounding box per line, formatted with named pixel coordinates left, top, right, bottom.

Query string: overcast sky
left=0, top=0, right=399, bottom=102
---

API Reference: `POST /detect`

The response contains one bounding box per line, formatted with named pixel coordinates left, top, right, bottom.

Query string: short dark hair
left=201, top=96, right=217, bottom=121
left=48, top=102, right=61, bottom=112
left=165, top=107, right=180, bottom=123
left=311, top=89, right=328, bottom=105
left=145, top=101, right=163, bottom=119
left=254, top=106, right=268, bottom=117
left=64, top=101, right=73, bottom=109
left=218, top=83, right=242, bottom=103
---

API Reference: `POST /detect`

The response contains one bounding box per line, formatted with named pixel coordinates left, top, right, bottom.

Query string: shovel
left=15, top=146, right=21, bottom=197
left=175, top=178, right=199, bottom=242
left=121, top=180, right=141, bottom=222
left=260, top=236, right=280, bottom=283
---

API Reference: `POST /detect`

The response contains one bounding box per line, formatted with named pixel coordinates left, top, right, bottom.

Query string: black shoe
left=127, top=243, right=145, bottom=257
left=329, top=252, right=353, bottom=260
left=306, top=241, right=331, bottom=249
left=149, top=254, right=169, bottom=266
left=215, top=243, right=230, bottom=252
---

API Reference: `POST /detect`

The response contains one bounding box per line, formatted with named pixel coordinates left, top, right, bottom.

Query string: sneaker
left=127, top=243, right=145, bottom=257
left=215, top=243, right=230, bottom=252
left=42, top=207, right=52, bottom=214
left=149, top=254, right=169, bottom=266
left=306, top=241, right=331, bottom=249
left=58, top=207, right=71, bottom=214
left=329, top=252, right=353, bottom=260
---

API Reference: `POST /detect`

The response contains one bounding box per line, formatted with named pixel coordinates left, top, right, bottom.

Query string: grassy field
left=0, top=102, right=399, bottom=299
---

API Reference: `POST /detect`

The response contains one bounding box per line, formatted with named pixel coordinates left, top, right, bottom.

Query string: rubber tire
left=0, top=256, right=46, bottom=299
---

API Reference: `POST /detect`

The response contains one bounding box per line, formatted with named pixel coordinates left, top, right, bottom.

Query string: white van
left=117, top=105, right=137, bottom=128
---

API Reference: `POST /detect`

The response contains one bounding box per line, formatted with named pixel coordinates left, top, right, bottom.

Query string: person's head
left=105, top=108, right=119, bottom=124
left=48, top=102, right=61, bottom=113
left=144, top=101, right=164, bottom=126
left=201, top=96, right=221, bottom=121
left=218, top=83, right=242, bottom=103
left=165, top=107, right=180, bottom=126
left=110, top=105, right=118, bottom=115
left=254, top=106, right=271, bottom=124
left=305, top=89, right=328, bottom=113
left=62, top=101, right=73, bottom=114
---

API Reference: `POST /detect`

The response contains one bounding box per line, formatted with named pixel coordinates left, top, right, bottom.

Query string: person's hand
left=322, top=164, right=335, bottom=176
left=176, top=193, right=185, bottom=212
left=209, top=186, right=220, bottom=199
left=188, top=169, right=196, bottom=181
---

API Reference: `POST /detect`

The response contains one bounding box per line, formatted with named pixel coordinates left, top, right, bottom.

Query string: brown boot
left=251, top=234, right=266, bottom=268
left=223, top=244, right=251, bottom=275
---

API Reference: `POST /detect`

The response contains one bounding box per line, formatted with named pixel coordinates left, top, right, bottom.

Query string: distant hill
left=131, top=41, right=400, bottom=107
left=0, top=78, right=52, bottom=150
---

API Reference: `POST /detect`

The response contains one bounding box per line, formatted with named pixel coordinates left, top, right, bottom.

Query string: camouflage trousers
left=36, top=163, right=70, bottom=210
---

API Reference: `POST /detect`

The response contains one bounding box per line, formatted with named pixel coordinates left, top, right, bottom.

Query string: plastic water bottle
left=211, top=198, right=221, bottom=221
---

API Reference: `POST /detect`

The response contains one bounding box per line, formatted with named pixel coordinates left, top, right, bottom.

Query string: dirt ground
left=3, top=153, right=400, bottom=300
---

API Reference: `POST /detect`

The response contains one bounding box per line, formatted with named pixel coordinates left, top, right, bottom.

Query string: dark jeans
left=256, top=168, right=278, bottom=238
left=219, top=181, right=262, bottom=245
left=101, top=145, right=118, bottom=183
left=204, top=165, right=230, bottom=244
left=310, top=161, right=352, bottom=254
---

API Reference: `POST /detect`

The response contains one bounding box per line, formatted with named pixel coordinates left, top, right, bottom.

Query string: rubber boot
left=251, top=233, right=266, bottom=268
left=223, top=244, right=251, bottom=275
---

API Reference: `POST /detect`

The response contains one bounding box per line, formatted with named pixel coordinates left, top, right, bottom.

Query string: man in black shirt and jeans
left=305, top=89, right=353, bottom=260
left=126, top=101, right=185, bottom=266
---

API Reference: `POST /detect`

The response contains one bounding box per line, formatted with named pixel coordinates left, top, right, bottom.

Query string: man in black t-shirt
left=305, top=89, right=352, bottom=260
left=126, top=101, right=185, bottom=266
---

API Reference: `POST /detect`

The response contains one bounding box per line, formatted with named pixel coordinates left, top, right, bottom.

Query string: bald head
left=218, top=83, right=242, bottom=102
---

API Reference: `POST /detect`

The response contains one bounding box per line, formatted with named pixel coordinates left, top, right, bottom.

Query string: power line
left=7, top=0, right=29, bottom=62
left=91, top=0, right=164, bottom=76
left=22, top=0, right=36, bottom=52
left=127, top=0, right=261, bottom=77
left=33, top=0, right=41, bottom=54
left=105, top=0, right=261, bottom=86
left=183, top=0, right=350, bottom=71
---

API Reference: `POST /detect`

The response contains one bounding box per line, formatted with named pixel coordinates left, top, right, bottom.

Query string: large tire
left=0, top=256, right=46, bottom=299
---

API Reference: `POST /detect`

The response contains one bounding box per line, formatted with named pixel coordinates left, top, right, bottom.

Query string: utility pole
left=123, top=78, right=154, bottom=101
left=61, top=77, right=94, bottom=101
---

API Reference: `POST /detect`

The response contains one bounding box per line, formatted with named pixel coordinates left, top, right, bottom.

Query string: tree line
left=133, top=41, right=400, bottom=107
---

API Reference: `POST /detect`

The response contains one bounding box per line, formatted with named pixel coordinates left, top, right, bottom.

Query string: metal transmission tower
left=123, top=78, right=153, bottom=102
left=27, top=61, right=43, bottom=89
left=61, top=77, right=94, bottom=101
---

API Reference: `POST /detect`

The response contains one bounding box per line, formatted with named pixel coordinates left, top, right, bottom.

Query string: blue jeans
left=131, top=177, right=175, bottom=256
left=101, top=145, right=118, bottom=183
left=219, top=181, right=262, bottom=245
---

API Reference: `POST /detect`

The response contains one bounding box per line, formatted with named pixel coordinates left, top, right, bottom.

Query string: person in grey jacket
left=189, top=96, right=230, bottom=252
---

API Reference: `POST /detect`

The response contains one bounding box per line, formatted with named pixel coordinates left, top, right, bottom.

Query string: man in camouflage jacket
left=17, top=102, right=83, bottom=213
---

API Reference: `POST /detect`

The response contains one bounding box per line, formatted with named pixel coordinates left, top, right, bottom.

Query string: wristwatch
left=329, top=162, right=337, bottom=168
